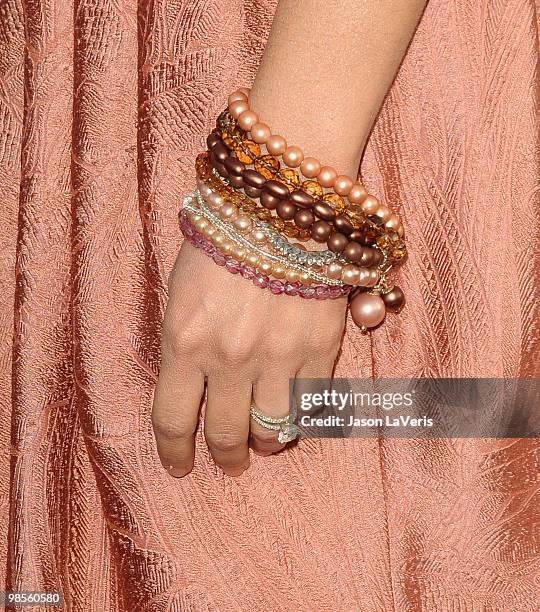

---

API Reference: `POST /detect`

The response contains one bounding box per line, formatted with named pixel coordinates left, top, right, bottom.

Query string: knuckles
left=205, top=430, right=245, bottom=453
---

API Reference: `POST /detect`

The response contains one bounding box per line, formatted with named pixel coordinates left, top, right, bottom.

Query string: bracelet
left=179, top=89, right=408, bottom=330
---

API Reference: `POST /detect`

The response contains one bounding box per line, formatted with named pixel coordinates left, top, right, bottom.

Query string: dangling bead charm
left=350, top=292, right=386, bottom=329
left=382, top=286, right=405, bottom=311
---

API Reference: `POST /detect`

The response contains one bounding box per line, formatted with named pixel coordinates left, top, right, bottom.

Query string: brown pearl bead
left=212, top=141, right=229, bottom=162
left=294, top=209, right=315, bottom=229
left=206, top=131, right=221, bottom=149
left=224, top=156, right=245, bottom=176
left=382, top=286, right=405, bottom=310
left=289, top=190, right=314, bottom=209
left=276, top=201, right=297, bottom=220
left=350, top=293, right=386, bottom=328
left=334, top=215, right=354, bottom=236
left=215, top=162, right=228, bottom=178
left=244, top=185, right=261, bottom=198
left=360, top=248, right=376, bottom=267
left=311, top=220, right=332, bottom=242
left=260, top=190, right=279, bottom=210
left=229, top=175, right=244, bottom=189
left=348, top=230, right=364, bottom=243
left=264, top=180, right=289, bottom=200
left=371, top=249, right=384, bottom=267
left=313, top=201, right=336, bottom=221
left=242, top=169, right=266, bottom=188
left=343, top=241, right=364, bottom=262
left=328, top=232, right=349, bottom=253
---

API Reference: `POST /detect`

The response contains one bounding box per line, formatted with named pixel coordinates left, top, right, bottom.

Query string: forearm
left=249, top=0, right=428, bottom=177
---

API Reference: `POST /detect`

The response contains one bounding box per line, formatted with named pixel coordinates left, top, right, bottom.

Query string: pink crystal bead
left=269, top=280, right=285, bottom=295
left=315, top=286, right=329, bottom=299
left=284, top=282, right=300, bottom=296
left=299, top=286, right=316, bottom=299
left=213, top=253, right=227, bottom=266
left=328, top=286, right=343, bottom=299
left=225, top=259, right=241, bottom=274
left=253, top=274, right=269, bottom=288
left=240, top=266, right=256, bottom=280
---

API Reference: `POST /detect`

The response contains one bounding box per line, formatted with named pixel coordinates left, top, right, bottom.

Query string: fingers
left=204, top=377, right=252, bottom=476
left=152, top=354, right=205, bottom=478
left=250, top=373, right=294, bottom=456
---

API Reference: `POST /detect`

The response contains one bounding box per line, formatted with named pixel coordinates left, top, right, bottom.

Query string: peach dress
left=1, top=0, right=539, bottom=610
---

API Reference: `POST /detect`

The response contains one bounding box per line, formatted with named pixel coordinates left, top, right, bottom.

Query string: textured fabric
left=1, top=0, right=539, bottom=610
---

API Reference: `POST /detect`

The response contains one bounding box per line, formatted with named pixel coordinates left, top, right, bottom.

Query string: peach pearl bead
left=221, top=241, right=234, bottom=255
left=385, top=214, right=400, bottom=231
left=350, top=293, right=386, bottom=328
left=218, top=203, right=238, bottom=220
left=300, top=272, right=312, bottom=285
left=300, top=157, right=321, bottom=178
left=228, top=90, right=247, bottom=106
left=272, top=264, right=286, bottom=279
left=282, top=146, right=304, bottom=167
left=348, top=182, right=367, bottom=204
left=238, top=86, right=250, bottom=97
left=266, top=135, right=287, bottom=156
left=229, top=100, right=249, bottom=119
left=238, top=110, right=259, bottom=131
left=375, top=205, right=392, bottom=223
left=357, top=268, right=371, bottom=286
left=232, top=215, right=252, bottom=233
left=211, top=232, right=225, bottom=246
left=259, top=260, right=273, bottom=274
left=245, top=253, right=260, bottom=267
left=285, top=269, right=301, bottom=283
left=231, top=246, right=246, bottom=261
left=203, top=225, right=216, bottom=238
left=250, top=229, right=267, bottom=244
left=369, top=269, right=380, bottom=285
left=318, top=166, right=338, bottom=188
left=194, top=217, right=208, bottom=231
left=334, top=175, right=353, bottom=196
left=342, top=264, right=360, bottom=285
left=361, top=195, right=379, bottom=215
left=327, top=262, right=343, bottom=279
left=251, top=122, right=271, bottom=144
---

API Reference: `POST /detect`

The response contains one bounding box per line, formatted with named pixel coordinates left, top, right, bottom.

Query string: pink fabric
left=1, top=0, right=539, bottom=609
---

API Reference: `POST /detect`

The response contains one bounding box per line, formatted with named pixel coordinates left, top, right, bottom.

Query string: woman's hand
left=151, top=241, right=347, bottom=477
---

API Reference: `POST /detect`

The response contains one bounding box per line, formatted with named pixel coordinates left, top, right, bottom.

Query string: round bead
left=260, top=191, right=279, bottom=210
left=371, top=249, right=384, bottom=267
left=237, top=86, right=250, bottom=97
left=238, top=110, right=259, bottom=131
left=245, top=253, right=260, bottom=267
left=207, top=192, right=223, bottom=208
left=334, top=175, right=353, bottom=196
left=385, top=214, right=400, bottom=231
left=272, top=265, right=286, bottom=279
left=242, top=169, right=266, bottom=188
left=375, top=205, right=392, bottom=224
left=232, top=215, right=252, bottom=233
left=259, top=260, right=273, bottom=274
left=310, top=220, right=332, bottom=242
left=206, top=132, right=221, bottom=149
left=231, top=246, right=246, bottom=261
left=294, top=209, right=315, bottom=229
left=250, top=229, right=267, bottom=244
left=229, top=175, right=244, bottom=189
left=289, top=190, right=314, bottom=209
left=342, top=264, right=360, bottom=285
left=229, top=100, right=249, bottom=119
left=348, top=182, right=367, bottom=204
left=343, top=242, right=364, bottom=262
left=357, top=268, right=371, bottom=286
left=382, top=286, right=405, bottom=310
left=228, top=90, right=248, bottom=106
left=348, top=230, right=364, bottom=243
left=250, top=122, right=271, bottom=144
left=328, top=232, right=349, bottom=253
left=360, top=248, right=375, bottom=267
left=276, top=201, right=297, bottom=220
left=313, top=201, right=336, bottom=221
left=264, top=180, right=290, bottom=199
left=266, top=135, right=287, bottom=156
left=334, top=215, right=354, bottom=236
left=285, top=269, right=301, bottom=283
left=283, top=146, right=304, bottom=167
left=350, top=293, right=386, bottom=328
left=218, top=203, right=238, bottom=220
left=214, top=162, right=228, bottom=178
left=224, top=156, right=245, bottom=176
left=318, top=166, right=338, bottom=188
left=300, top=157, right=322, bottom=178
left=326, top=262, right=343, bottom=279
left=361, top=195, right=379, bottom=215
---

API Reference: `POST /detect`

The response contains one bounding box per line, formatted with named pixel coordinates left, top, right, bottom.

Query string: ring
left=249, top=405, right=298, bottom=444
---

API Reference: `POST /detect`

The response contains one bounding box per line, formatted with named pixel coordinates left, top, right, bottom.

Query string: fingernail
left=223, top=463, right=249, bottom=477
left=168, top=467, right=187, bottom=478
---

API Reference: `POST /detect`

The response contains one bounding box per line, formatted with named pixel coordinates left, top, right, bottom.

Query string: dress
left=0, top=0, right=539, bottom=610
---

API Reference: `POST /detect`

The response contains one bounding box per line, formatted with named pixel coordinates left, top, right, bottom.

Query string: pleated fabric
left=0, top=0, right=539, bottom=610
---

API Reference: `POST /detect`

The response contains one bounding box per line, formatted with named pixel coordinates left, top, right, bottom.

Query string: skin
left=152, top=0, right=429, bottom=477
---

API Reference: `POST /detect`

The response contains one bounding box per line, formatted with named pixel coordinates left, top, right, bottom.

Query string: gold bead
left=285, top=268, right=301, bottom=283
left=211, top=232, right=225, bottom=246
left=259, top=260, right=273, bottom=274
left=301, top=180, right=324, bottom=197
left=221, top=241, right=234, bottom=255
left=300, top=272, right=312, bottom=285
left=234, top=139, right=260, bottom=164
left=277, top=168, right=301, bottom=190
left=232, top=246, right=246, bottom=261
left=245, top=253, right=260, bottom=267
left=272, top=264, right=286, bottom=279
left=254, top=154, right=280, bottom=179
left=323, top=192, right=346, bottom=215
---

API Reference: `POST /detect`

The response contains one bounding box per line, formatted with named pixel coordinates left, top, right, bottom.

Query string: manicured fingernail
left=168, top=467, right=187, bottom=478
left=224, top=463, right=249, bottom=477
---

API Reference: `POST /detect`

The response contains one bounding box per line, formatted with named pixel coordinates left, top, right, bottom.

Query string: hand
left=151, top=241, right=347, bottom=477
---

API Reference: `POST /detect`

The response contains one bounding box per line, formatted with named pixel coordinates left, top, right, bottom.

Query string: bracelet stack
left=180, top=87, right=407, bottom=330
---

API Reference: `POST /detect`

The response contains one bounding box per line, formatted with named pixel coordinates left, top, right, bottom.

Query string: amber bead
left=234, top=139, right=261, bottom=163
left=284, top=225, right=300, bottom=238
left=277, top=168, right=301, bottom=190
left=301, top=180, right=324, bottom=197
left=255, top=154, right=280, bottom=179
left=256, top=209, right=272, bottom=221
left=323, top=192, right=346, bottom=215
